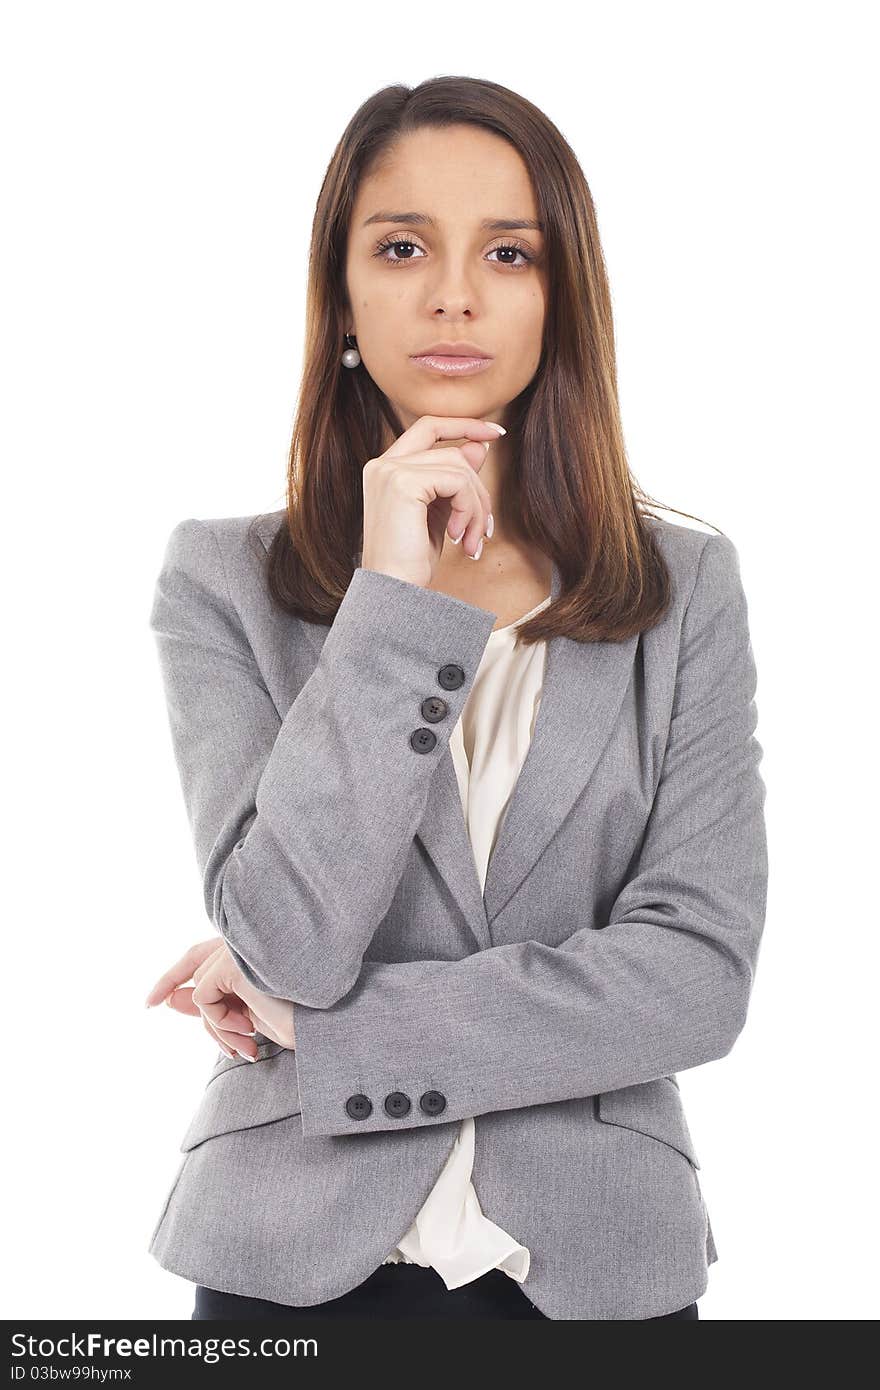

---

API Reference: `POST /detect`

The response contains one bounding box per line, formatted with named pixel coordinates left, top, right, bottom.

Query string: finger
left=383, top=415, right=505, bottom=460
left=413, top=443, right=495, bottom=497
left=144, top=938, right=223, bottom=1007
left=193, top=943, right=228, bottom=985
left=424, top=469, right=493, bottom=559
left=192, top=967, right=250, bottom=1036
left=210, top=1018, right=258, bottom=1060
left=442, top=456, right=492, bottom=553
left=409, top=452, right=491, bottom=555
left=164, top=985, right=201, bottom=1018
left=244, top=1007, right=270, bottom=1038
left=204, top=1015, right=235, bottom=1059
left=203, top=1016, right=256, bottom=1061
left=166, top=985, right=255, bottom=1036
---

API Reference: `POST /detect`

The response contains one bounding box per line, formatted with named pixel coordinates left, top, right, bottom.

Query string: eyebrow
left=362, top=211, right=545, bottom=233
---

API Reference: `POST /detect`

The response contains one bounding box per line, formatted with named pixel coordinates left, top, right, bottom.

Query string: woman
left=145, top=76, right=767, bottom=1321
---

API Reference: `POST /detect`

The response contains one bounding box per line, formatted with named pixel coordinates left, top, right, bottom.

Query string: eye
left=486, top=242, right=535, bottom=268
left=373, top=238, right=428, bottom=265
left=373, top=237, right=536, bottom=269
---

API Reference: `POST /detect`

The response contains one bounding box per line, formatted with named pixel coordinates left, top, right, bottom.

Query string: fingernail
left=471, top=538, right=483, bottom=561
left=486, top=513, right=494, bottom=539
left=482, top=441, right=491, bottom=453
left=486, top=422, right=506, bottom=434
left=450, top=531, right=462, bottom=544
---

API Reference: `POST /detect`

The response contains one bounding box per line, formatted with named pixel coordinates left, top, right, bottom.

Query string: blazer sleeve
left=290, top=533, right=770, bottom=1138
left=149, top=517, right=498, bottom=1009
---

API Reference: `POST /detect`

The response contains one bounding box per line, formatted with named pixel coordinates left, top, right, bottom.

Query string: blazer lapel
left=413, top=748, right=495, bottom=951
left=480, top=573, right=640, bottom=931
left=415, top=558, right=640, bottom=947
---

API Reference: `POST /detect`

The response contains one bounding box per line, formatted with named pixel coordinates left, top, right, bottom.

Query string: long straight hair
left=255, top=76, right=719, bottom=644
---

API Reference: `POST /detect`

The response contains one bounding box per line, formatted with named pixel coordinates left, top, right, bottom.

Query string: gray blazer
left=146, top=508, right=768, bottom=1320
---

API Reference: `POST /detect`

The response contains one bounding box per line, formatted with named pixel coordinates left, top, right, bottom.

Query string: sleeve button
left=420, top=696, right=449, bottom=723
left=410, top=728, right=437, bottom=754
left=437, top=663, right=465, bottom=690
left=419, top=1090, right=447, bottom=1116
left=384, top=1091, right=412, bottom=1118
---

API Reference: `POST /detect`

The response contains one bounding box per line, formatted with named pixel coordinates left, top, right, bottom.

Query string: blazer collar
left=255, top=515, right=639, bottom=953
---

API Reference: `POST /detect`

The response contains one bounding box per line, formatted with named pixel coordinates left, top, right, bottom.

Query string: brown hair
left=254, top=76, right=720, bottom=644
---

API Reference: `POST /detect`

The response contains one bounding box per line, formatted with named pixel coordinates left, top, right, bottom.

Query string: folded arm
left=149, top=517, right=498, bottom=1009
left=288, top=533, right=769, bottom=1137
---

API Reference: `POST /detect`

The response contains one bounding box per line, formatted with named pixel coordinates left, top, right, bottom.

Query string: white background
left=3, top=0, right=877, bottom=1321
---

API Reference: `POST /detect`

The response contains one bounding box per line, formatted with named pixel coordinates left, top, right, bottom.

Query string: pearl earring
left=341, top=333, right=361, bottom=368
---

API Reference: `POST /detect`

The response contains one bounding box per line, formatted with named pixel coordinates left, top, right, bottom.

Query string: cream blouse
left=381, top=591, right=553, bottom=1290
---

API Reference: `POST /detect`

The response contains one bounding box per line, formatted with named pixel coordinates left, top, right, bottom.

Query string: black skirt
left=192, top=1263, right=699, bottom=1320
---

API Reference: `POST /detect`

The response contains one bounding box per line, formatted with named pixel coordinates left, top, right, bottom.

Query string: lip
left=412, top=340, right=491, bottom=358
left=410, top=354, right=494, bottom=376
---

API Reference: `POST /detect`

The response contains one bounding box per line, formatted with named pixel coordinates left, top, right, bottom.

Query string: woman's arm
left=149, top=516, right=497, bottom=1009
left=282, top=534, right=770, bottom=1137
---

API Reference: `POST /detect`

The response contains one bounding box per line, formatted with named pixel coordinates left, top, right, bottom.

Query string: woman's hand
left=361, top=414, right=503, bottom=589
left=145, top=938, right=296, bottom=1058
left=145, top=938, right=258, bottom=1059
left=189, top=940, right=297, bottom=1052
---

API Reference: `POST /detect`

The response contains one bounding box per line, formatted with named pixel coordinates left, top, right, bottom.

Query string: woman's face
left=345, top=124, right=548, bottom=437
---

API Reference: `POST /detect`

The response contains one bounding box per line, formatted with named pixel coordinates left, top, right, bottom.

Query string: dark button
left=384, top=1091, right=412, bottom=1118
left=420, top=696, right=448, bottom=723
left=419, top=1089, right=447, bottom=1116
left=345, top=1094, right=373, bottom=1120
left=410, top=728, right=437, bottom=754
left=437, top=663, right=465, bottom=691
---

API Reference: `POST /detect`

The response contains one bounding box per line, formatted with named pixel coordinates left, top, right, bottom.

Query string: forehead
left=352, top=125, right=540, bottom=227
